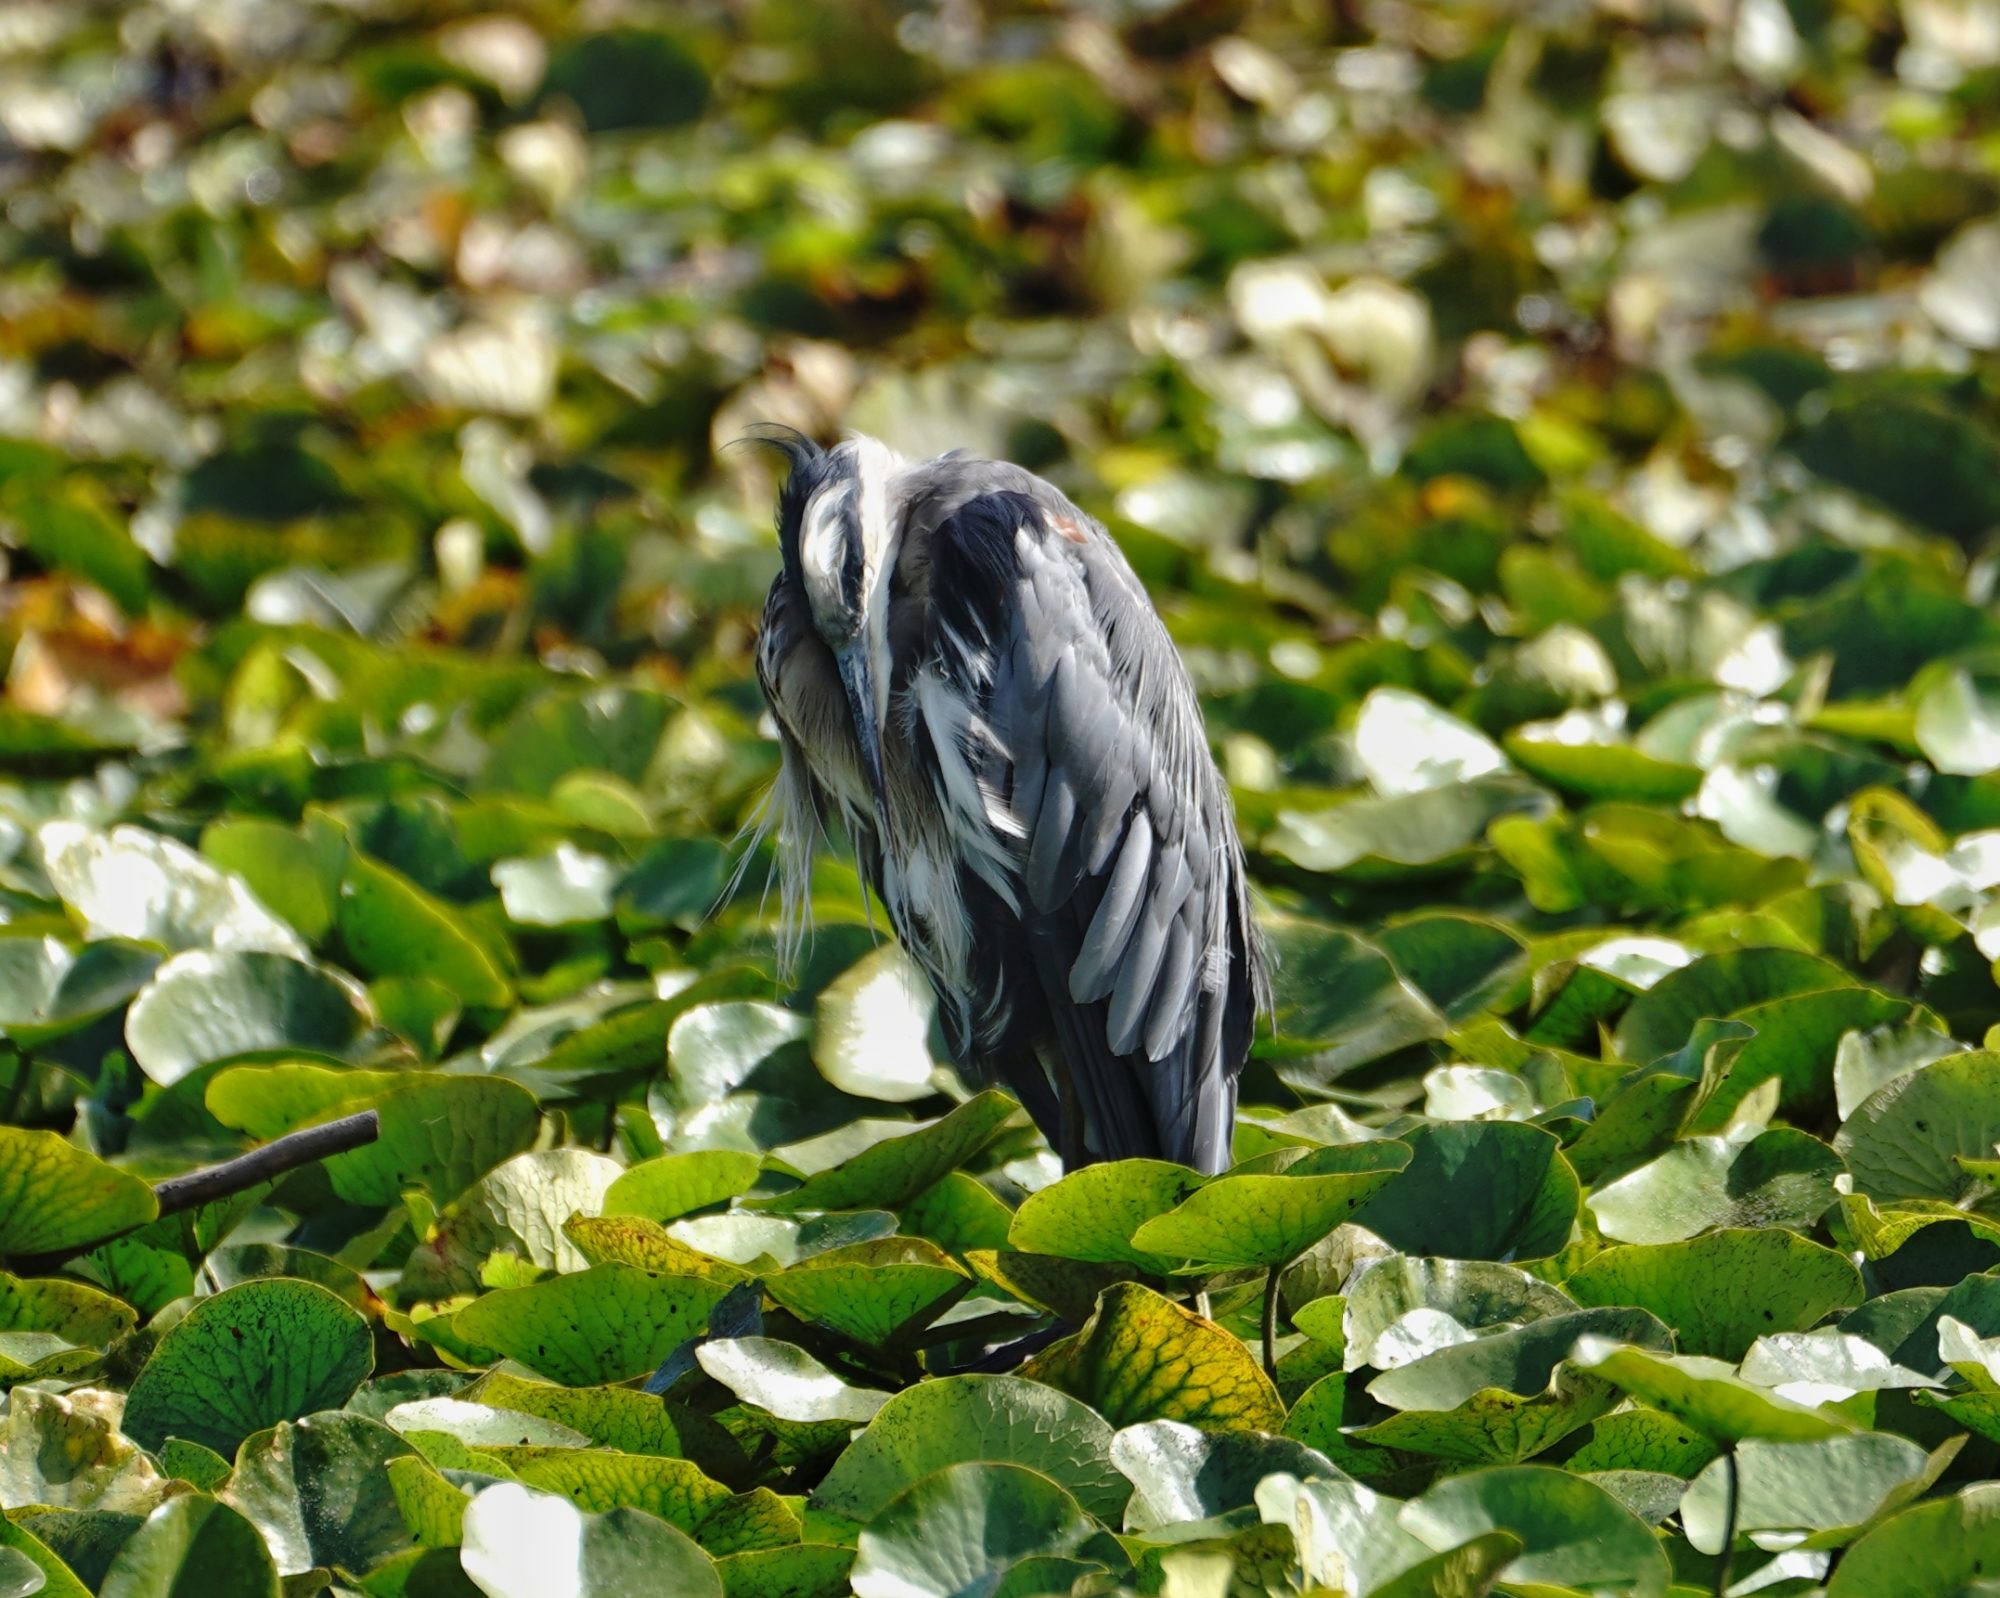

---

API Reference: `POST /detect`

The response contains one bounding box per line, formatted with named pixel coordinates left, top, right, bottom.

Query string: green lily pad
left=0, top=935, right=158, bottom=1047
left=0, top=1387, right=169, bottom=1513
left=1399, top=1465, right=1669, bottom=1598
left=1688, top=986, right=1923, bottom=1130
left=602, top=1150, right=763, bottom=1222
left=219, top=1412, right=417, bottom=1576
left=1110, top=1421, right=1339, bottom=1532
left=451, top=1264, right=734, bottom=1386
left=695, top=1337, right=892, bottom=1425
left=336, top=849, right=512, bottom=1010
left=458, top=1480, right=721, bottom=1598
left=97, top=1496, right=280, bottom=1598
left=712, top=1546, right=854, bottom=1598
left=1375, top=912, right=1529, bottom=1022
left=1565, top=1228, right=1861, bottom=1360
left=385, top=1456, right=475, bottom=1548
left=1255, top=918, right=1447, bottom=1077
left=849, top=1463, right=1100, bottom=1598
left=124, top=950, right=373, bottom=1086
left=1007, top=1159, right=1204, bottom=1272
left=1572, top=1340, right=1854, bottom=1443
left=810, top=1374, right=1128, bottom=1526
left=467, top=1374, right=746, bottom=1474
left=563, top=1214, right=748, bottom=1282
left=1611, top=948, right=1852, bottom=1063
left=1129, top=1142, right=1412, bottom=1271
left=208, top=1065, right=540, bottom=1207
left=1835, top=1021, right=1964, bottom=1121
left=122, top=1280, right=374, bottom=1457
left=1680, top=1433, right=1932, bottom=1554
left=1022, top=1283, right=1284, bottom=1433
left=1836, top=1050, right=2000, bottom=1205
left=1358, top=1306, right=1673, bottom=1464
left=964, top=1247, right=1141, bottom=1322
left=1251, top=1472, right=1438, bottom=1594
left=1563, top=1408, right=1717, bottom=1476
left=763, top=1237, right=972, bottom=1346
left=0, top=1129, right=156, bottom=1256
left=482, top=686, right=673, bottom=796
left=1352, top=1120, right=1579, bottom=1261
left=748, top=1090, right=1016, bottom=1214
left=509, top=1452, right=731, bottom=1531
left=812, top=945, right=940, bottom=1103
left=691, top=1488, right=799, bottom=1556
left=385, top=1397, right=590, bottom=1451
left=13, top=1510, right=144, bottom=1596
left=1586, top=1128, right=1846, bottom=1245
left=491, top=844, right=621, bottom=927
left=0, top=1271, right=135, bottom=1346
left=38, top=822, right=305, bottom=958
left=1343, top=1257, right=1577, bottom=1371
left=897, top=1170, right=1015, bottom=1257
left=1825, top=1483, right=2000, bottom=1597
left=199, top=817, right=343, bottom=945
left=401, top=1148, right=625, bottom=1301
left=1504, top=734, right=1703, bottom=803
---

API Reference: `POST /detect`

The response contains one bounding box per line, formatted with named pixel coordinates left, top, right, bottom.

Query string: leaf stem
left=1261, top=1260, right=1283, bottom=1382
left=1713, top=1447, right=1738, bottom=1598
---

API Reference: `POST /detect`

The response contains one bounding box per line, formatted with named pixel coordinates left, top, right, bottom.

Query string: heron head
left=766, top=431, right=906, bottom=839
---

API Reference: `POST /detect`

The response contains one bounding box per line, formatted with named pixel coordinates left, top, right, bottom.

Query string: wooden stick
left=151, top=1110, right=380, bottom=1218
left=11, top=1111, right=382, bottom=1273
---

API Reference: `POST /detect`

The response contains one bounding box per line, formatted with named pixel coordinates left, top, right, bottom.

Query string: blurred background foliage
left=3, top=0, right=2000, bottom=1117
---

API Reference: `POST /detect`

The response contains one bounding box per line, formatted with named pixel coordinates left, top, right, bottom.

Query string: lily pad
left=811, top=1374, right=1128, bottom=1526
left=1111, top=1421, right=1340, bottom=1533
left=1836, top=1050, right=2000, bottom=1206
left=458, top=1479, right=721, bottom=1598
left=1586, top=1128, right=1845, bottom=1245
left=1825, top=1482, right=2000, bottom=1597
left=748, top=1090, right=1016, bottom=1214
left=762, top=1237, right=971, bottom=1346
left=1129, top=1141, right=1412, bottom=1271
left=1007, top=1159, right=1204, bottom=1272
left=695, top=1337, right=891, bottom=1425
left=122, top=1280, right=374, bottom=1457
left=1022, top=1283, right=1284, bottom=1433
left=125, top=950, right=373, bottom=1086
left=849, top=1463, right=1100, bottom=1598
left=451, top=1265, right=735, bottom=1386
left=812, top=945, right=940, bottom=1103
left=39, top=823, right=305, bottom=958
left=97, top=1496, right=280, bottom=1598
left=1572, top=1340, right=1854, bottom=1443
left=1564, top=1228, right=1861, bottom=1360
left=1358, top=1306, right=1673, bottom=1464
left=1352, top=1121, right=1579, bottom=1262
left=0, top=1128, right=157, bottom=1257
left=1680, top=1433, right=1931, bottom=1554
left=220, top=1412, right=417, bottom=1576
left=208, top=1065, right=540, bottom=1207
left=1399, top=1465, right=1669, bottom=1598
left=601, top=1151, right=762, bottom=1223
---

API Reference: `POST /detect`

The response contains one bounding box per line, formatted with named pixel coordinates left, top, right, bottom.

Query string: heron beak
left=835, top=643, right=896, bottom=848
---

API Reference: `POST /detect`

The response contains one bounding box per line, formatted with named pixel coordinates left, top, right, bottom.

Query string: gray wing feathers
left=972, top=505, right=1247, bottom=1158
left=1070, top=808, right=1151, bottom=1003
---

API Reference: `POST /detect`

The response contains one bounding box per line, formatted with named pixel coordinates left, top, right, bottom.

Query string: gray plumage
left=751, top=430, right=1267, bottom=1174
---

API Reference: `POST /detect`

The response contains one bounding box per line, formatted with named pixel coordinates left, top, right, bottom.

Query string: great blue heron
left=752, top=430, right=1267, bottom=1174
